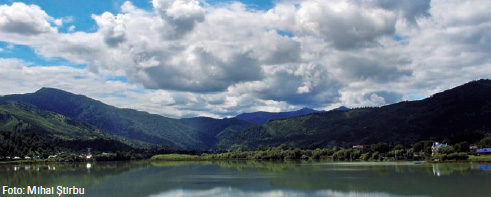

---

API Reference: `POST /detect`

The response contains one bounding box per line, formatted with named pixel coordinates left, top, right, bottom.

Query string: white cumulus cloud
left=0, top=0, right=490, bottom=117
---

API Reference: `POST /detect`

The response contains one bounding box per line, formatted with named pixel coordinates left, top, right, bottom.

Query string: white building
left=431, top=142, right=447, bottom=156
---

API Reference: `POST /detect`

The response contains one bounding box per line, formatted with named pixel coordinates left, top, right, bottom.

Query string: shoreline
left=148, top=154, right=491, bottom=163
left=2, top=155, right=490, bottom=164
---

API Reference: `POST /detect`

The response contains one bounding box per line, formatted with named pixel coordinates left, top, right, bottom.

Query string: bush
left=360, top=152, right=371, bottom=161
left=371, top=143, right=391, bottom=153
left=431, top=153, right=447, bottom=161
left=454, top=142, right=469, bottom=152
left=447, top=152, right=468, bottom=161
left=437, top=146, right=455, bottom=154
left=431, top=152, right=468, bottom=161
left=370, top=152, right=381, bottom=161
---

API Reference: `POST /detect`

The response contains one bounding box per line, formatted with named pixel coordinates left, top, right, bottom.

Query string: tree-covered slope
left=0, top=104, right=139, bottom=153
left=0, top=88, right=253, bottom=150
left=177, top=117, right=254, bottom=148
left=0, top=88, right=205, bottom=149
left=0, top=104, right=104, bottom=139
left=235, top=107, right=323, bottom=124
left=217, top=79, right=491, bottom=149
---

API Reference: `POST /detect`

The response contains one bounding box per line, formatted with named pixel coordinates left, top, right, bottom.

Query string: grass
left=0, top=159, right=51, bottom=164
left=468, top=155, right=491, bottom=162
left=150, top=154, right=206, bottom=161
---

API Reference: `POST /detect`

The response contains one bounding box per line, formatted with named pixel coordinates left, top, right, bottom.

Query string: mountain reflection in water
left=1, top=161, right=490, bottom=197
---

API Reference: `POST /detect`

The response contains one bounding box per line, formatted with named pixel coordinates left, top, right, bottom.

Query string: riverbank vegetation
left=152, top=136, right=491, bottom=162
left=3, top=130, right=491, bottom=163
left=468, top=155, right=491, bottom=162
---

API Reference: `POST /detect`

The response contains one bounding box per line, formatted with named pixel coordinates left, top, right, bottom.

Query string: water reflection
left=430, top=163, right=481, bottom=176
left=0, top=162, right=139, bottom=191
left=149, top=187, right=401, bottom=197
left=1, top=161, right=490, bottom=197
left=474, top=164, right=491, bottom=171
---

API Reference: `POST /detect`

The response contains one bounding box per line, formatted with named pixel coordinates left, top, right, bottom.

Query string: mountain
left=2, top=79, right=491, bottom=151
left=0, top=103, right=103, bottom=139
left=0, top=104, right=138, bottom=152
left=216, top=79, right=491, bottom=149
left=235, top=107, right=322, bottom=124
left=0, top=88, right=203, bottom=149
left=0, top=88, right=250, bottom=150
left=333, top=106, right=350, bottom=111
left=176, top=117, right=254, bottom=148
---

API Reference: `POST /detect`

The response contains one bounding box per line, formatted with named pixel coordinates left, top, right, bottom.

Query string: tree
left=371, top=142, right=390, bottom=153
left=437, top=146, right=455, bottom=154
left=413, top=141, right=425, bottom=152
left=257, top=144, right=267, bottom=151
left=393, top=144, right=404, bottom=150
left=454, top=141, right=469, bottom=152
left=277, top=144, right=288, bottom=151
left=478, top=137, right=491, bottom=148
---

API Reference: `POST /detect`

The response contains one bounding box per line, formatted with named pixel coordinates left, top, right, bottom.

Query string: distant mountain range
left=1, top=79, right=491, bottom=151
left=234, top=106, right=349, bottom=124
left=216, top=79, right=491, bottom=149
left=0, top=104, right=141, bottom=152
left=234, top=108, right=322, bottom=124
left=0, top=88, right=253, bottom=150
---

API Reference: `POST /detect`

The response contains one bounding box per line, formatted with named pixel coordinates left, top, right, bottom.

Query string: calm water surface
left=1, top=161, right=490, bottom=197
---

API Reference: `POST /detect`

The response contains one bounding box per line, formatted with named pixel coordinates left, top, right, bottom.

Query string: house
left=470, top=146, right=478, bottom=152
left=476, top=148, right=491, bottom=155
left=431, top=142, right=447, bottom=156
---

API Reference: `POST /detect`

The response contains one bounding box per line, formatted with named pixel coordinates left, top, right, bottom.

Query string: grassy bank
left=0, top=159, right=52, bottom=164
left=150, top=154, right=209, bottom=161
left=468, top=155, right=491, bottom=162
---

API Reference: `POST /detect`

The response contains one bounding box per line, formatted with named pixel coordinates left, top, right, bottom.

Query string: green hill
left=177, top=117, right=254, bottom=148
left=0, top=88, right=251, bottom=150
left=216, top=79, right=491, bottom=149
left=0, top=104, right=104, bottom=140
left=0, top=104, right=142, bottom=154
left=2, top=79, right=491, bottom=152
left=0, top=88, right=208, bottom=149
left=234, top=108, right=323, bottom=124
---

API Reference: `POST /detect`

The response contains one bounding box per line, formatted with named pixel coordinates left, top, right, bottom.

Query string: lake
left=1, top=161, right=490, bottom=196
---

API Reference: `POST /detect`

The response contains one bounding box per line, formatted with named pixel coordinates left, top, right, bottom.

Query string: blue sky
left=1, top=0, right=275, bottom=67
left=0, top=0, right=490, bottom=118
left=0, top=0, right=276, bottom=39
left=6, top=0, right=275, bottom=32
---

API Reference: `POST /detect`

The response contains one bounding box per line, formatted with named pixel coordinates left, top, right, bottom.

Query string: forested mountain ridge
left=235, top=107, right=322, bottom=124
left=0, top=88, right=206, bottom=149
left=0, top=103, right=104, bottom=139
left=0, top=104, right=140, bottom=155
left=177, top=117, right=254, bottom=148
left=216, top=79, right=491, bottom=149
left=0, top=88, right=251, bottom=150
left=1, top=79, right=491, bottom=151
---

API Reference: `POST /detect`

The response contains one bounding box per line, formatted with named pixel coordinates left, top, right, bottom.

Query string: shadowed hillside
left=0, top=88, right=251, bottom=150
left=235, top=107, right=323, bottom=124
left=216, top=79, right=491, bottom=149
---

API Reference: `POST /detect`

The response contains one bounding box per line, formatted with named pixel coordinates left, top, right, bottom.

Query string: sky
left=0, top=0, right=490, bottom=118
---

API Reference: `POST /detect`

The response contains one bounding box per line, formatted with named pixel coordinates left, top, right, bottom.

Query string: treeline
left=0, top=131, right=210, bottom=162
left=3, top=130, right=490, bottom=162
left=0, top=131, right=152, bottom=161
left=202, top=135, right=491, bottom=162
left=0, top=131, right=57, bottom=159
